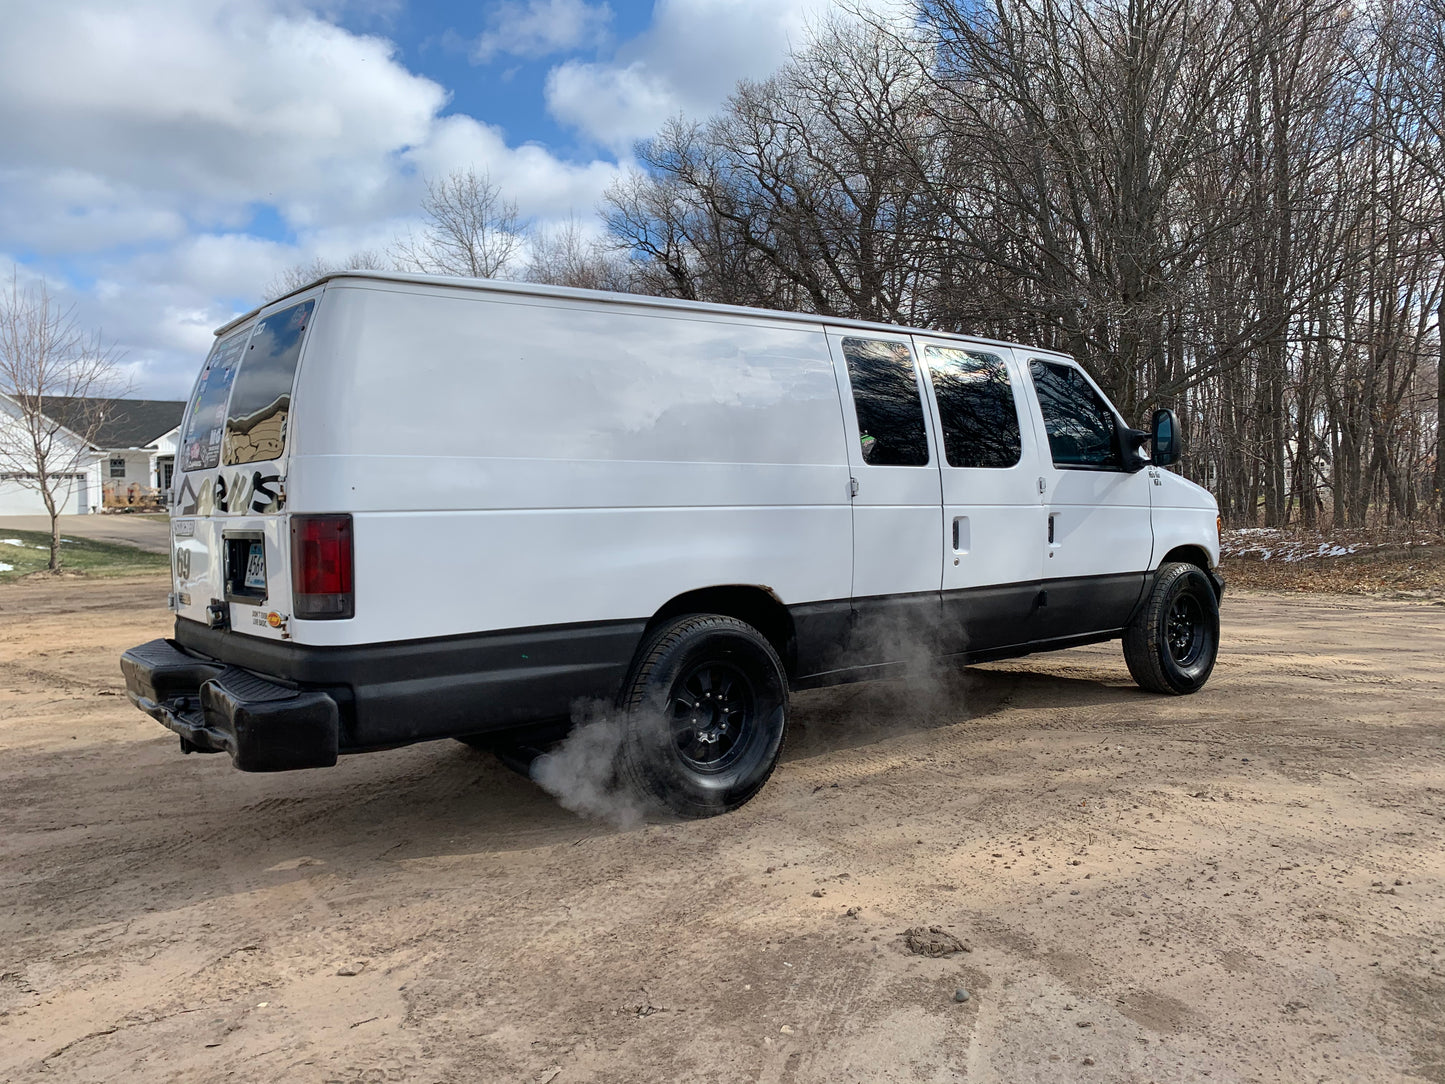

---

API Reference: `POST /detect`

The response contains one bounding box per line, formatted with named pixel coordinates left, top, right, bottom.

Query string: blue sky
left=0, top=0, right=903, bottom=398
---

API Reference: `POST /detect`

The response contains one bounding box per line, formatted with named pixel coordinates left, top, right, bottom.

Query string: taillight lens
left=291, top=514, right=354, bottom=619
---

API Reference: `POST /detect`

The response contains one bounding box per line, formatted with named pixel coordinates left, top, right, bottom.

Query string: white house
left=0, top=395, right=184, bottom=515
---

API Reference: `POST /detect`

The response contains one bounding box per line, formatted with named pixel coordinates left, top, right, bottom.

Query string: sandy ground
left=0, top=515, right=171, bottom=554
left=1, top=575, right=1442, bottom=1084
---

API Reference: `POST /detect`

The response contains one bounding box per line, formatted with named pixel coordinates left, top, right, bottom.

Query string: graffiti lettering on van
left=174, top=476, right=200, bottom=516
left=215, top=470, right=284, bottom=515
left=172, top=471, right=283, bottom=516
left=249, top=473, right=282, bottom=513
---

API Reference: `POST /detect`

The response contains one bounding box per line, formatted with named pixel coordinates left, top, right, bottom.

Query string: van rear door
left=171, top=296, right=318, bottom=640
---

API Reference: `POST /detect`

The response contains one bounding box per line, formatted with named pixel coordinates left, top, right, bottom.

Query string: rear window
left=224, top=300, right=314, bottom=466
left=181, top=330, right=249, bottom=471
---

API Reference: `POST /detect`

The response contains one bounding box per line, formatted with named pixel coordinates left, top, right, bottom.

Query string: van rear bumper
left=121, top=638, right=339, bottom=771
left=141, top=616, right=647, bottom=757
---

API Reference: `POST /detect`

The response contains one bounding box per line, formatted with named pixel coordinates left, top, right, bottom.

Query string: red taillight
left=290, top=514, right=353, bottom=619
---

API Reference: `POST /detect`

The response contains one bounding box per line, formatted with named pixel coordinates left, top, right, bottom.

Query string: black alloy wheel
left=618, top=613, right=788, bottom=818
left=669, top=659, right=758, bottom=774
left=1123, top=561, right=1220, bottom=695
left=1167, top=592, right=1207, bottom=666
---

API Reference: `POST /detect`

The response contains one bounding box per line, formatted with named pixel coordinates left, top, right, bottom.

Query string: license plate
left=244, top=542, right=266, bottom=590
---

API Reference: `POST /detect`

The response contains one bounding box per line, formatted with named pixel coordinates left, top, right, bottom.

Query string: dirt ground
left=1, top=575, right=1442, bottom=1084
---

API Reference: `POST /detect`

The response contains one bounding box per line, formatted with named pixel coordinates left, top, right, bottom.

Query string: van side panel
left=287, top=284, right=854, bottom=647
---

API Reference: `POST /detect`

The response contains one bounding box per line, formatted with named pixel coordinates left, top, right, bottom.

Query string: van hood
left=1155, top=468, right=1217, bottom=510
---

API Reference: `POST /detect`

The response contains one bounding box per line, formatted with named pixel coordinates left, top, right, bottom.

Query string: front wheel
left=1123, top=562, right=1220, bottom=695
left=617, top=614, right=788, bottom=818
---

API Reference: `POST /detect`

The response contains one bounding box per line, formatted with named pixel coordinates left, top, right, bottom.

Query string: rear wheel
left=617, top=614, right=788, bottom=818
left=1123, top=562, right=1220, bottom=695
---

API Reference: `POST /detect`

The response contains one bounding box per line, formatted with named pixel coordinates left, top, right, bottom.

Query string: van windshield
left=223, top=300, right=313, bottom=465
left=181, top=330, right=249, bottom=471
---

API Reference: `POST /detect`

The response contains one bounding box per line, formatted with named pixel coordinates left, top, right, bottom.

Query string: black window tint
left=925, top=347, right=1021, bottom=468
left=841, top=337, right=930, bottom=466
left=1029, top=360, right=1121, bottom=469
left=224, top=300, right=314, bottom=466
left=181, top=330, right=249, bottom=471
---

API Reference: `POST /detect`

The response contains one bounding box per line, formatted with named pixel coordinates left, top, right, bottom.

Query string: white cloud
left=546, top=60, right=681, bottom=154
left=473, top=0, right=614, bottom=63
left=0, top=0, right=633, bottom=397
left=0, top=169, right=191, bottom=254
left=545, top=0, right=913, bottom=154
left=0, top=0, right=448, bottom=244
left=406, top=115, right=622, bottom=221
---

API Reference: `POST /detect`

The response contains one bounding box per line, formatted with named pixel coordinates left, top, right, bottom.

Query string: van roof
left=221, top=270, right=1068, bottom=359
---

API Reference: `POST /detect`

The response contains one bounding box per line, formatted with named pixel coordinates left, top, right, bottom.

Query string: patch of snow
left=0, top=562, right=13, bottom=572
left=1, top=538, right=23, bottom=546
left=1223, top=536, right=1361, bottom=561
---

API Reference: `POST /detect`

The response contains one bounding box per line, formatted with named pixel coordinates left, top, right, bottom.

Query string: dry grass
left=1219, top=527, right=1445, bottom=600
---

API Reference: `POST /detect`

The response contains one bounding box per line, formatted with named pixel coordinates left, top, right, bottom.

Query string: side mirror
left=1151, top=408, right=1181, bottom=467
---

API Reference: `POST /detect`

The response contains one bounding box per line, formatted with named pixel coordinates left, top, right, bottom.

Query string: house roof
left=40, top=397, right=185, bottom=450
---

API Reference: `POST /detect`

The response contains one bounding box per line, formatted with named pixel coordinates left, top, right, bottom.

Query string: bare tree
left=392, top=168, right=526, bottom=279
left=1377, top=0, right=1445, bottom=524
left=525, top=216, right=631, bottom=291
left=0, top=270, right=126, bottom=570
left=263, top=249, right=390, bottom=302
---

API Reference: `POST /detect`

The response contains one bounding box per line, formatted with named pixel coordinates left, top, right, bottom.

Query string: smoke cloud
left=529, top=699, right=652, bottom=829
left=529, top=607, right=965, bottom=823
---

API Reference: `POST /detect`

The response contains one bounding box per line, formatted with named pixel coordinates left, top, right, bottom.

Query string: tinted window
left=223, top=300, right=314, bottom=466
left=181, top=330, right=249, bottom=471
left=925, top=347, right=1021, bottom=468
left=1029, top=360, right=1121, bottom=469
left=841, top=337, right=930, bottom=466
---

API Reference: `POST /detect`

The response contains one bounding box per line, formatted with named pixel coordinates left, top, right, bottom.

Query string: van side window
left=1029, top=360, right=1122, bottom=469
left=181, top=330, right=250, bottom=471
left=841, top=338, right=930, bottom=466
left=924, top=347, right=1021, bottom=469
left=224, top=300, right=314, bottom=466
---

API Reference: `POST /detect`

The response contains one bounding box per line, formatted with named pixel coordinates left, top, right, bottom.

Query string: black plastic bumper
left=121, top=638, right=338, bottom=772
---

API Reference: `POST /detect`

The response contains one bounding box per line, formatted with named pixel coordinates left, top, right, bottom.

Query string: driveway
left=2, top=579, right=1442, bottom=1083
left=0, top=513, right=170, bottom=554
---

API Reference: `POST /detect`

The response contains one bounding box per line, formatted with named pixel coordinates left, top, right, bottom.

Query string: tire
left=1123, top=562, right=1220, bottom=695
left=616, top=614, right=788, bottom=819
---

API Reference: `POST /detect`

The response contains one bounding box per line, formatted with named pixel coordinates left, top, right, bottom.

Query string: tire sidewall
left=623, top=619, right=787, bottom=815
left=1156, top=565, right=1220, bottom=693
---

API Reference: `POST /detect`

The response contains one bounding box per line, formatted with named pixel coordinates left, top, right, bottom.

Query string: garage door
left=0, top=476, right=85, bottom=516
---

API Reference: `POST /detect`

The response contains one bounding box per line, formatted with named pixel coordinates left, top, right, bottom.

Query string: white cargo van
left=122, top=272, right=1223, bottom=816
